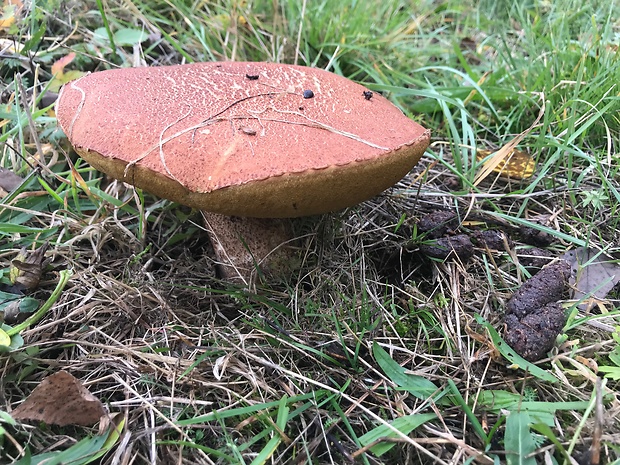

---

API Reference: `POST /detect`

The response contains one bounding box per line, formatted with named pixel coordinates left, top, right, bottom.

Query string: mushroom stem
left=202, top=212, right=296, bottom=285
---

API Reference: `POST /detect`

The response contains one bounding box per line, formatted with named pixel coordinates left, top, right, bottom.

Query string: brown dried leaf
left=9, top=241, right=49, bottom=290
left=13, top=371, right=106, bottom=427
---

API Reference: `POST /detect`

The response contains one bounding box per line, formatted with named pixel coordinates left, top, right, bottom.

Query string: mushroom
left=56, top=62, right=430, bottom=283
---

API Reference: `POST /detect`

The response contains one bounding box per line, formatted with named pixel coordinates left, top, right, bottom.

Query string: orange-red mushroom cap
left=56, top=62, right=430, bottom=218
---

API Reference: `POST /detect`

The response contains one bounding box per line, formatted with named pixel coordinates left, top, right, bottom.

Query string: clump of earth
left=503, top=261, right=571, bottom=361
left=416, top=210, right=572, bottom=361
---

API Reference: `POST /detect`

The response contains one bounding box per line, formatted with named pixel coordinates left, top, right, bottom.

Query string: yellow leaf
left=48, top=54, right=85, bottom=92
left=474, top=93, right=545, bottom=186
left=476, top=148, right=536, bottom=180
left=0, top=0, right=22, bottom=28
left=0, top=7, right=15, bottom=28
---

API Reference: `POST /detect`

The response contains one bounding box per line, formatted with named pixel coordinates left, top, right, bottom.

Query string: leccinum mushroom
left=56, top=62, right=430, bottom=283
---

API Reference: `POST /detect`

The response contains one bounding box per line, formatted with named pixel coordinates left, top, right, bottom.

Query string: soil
left=417, top=210, right=460, bottom=238
left=471, top=229, right=514, bottom=250
left=416, top=210, right=573, bottom=361
left=419, top=234, right=474, bottom=261
left=516, top=246, right=554, bottom=270
left=519, top=224, right=555, bottom=247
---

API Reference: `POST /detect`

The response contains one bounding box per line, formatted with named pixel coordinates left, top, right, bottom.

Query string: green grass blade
left=373, top=342, right=449, bottom=404
left=504, top=411, right=537, bottom=465
left=358, top=413, right=437, bottom=457
left=446, top=380, right=487, bottom=443
left=175, top=392, right=321, bottom=427
left=6, top=270, right=72, bottom=337
left=474, top=315, right=558, bottom=384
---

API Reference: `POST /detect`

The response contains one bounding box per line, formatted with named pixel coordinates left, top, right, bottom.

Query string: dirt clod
left=504, top=260, right=572, bottom=361
left=417, top=211, right=459, bottom=238
left=504, top=302, right=567, bottom=361
left=471, top=229, right=513, bottom=251
left=506, top=260, right=571, bottom=319
left=519, top=224, right=555, bottom=247
left=420, top=234, right=474, bottom=261
left=517, top=246, right=554, bottom=271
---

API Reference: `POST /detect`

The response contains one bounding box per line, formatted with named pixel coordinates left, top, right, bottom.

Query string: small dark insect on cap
left=245, top=74, right=259, bottom=80
left=303, top=89, right=314, bottom=99
left=363, top=90, right=373, bottom=100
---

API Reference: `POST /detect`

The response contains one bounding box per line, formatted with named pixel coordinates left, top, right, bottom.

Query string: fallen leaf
left=476, top=148, right=536, bottom=180
left=9, top=241, right=49, bottom=290
left=0, top=8, right=14, bottom=29
left=0, top=323, right=23, bottom=353
left=13, top=370, right=106, bottom=427
left=0, top=293, right=39, bottom=324
left=0, top=327, right=10, bottom=346
left=563, top=247, right=620, bottom=310
left=474, top=94, right=544, bottom=186
left=574, top=355, right=598, bottom=372
left=0, top=0, right=23, bottom=29
left=48, top=53, right=86, bottom=92
left=51, top=52, right=77, bottom=77
left=0, top=166, right=23, bottom=195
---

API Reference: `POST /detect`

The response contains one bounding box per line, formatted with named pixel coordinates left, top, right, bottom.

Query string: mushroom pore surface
left=56, top=62, right=430, bottom=218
